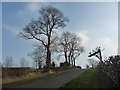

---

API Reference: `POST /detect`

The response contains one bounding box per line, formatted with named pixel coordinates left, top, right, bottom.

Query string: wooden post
left=88, top=47, right=104, bottom=71
left=88, top=47, right=103, bottom=63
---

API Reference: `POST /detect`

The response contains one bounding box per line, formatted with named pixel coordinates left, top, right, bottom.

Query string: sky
left=1, top=0, right=119, bottom=2
left=118, top=2, right=120, bottom=55
left=0, top=2, right=2, bottom=64
left=2, top=2, right=118, bottom=68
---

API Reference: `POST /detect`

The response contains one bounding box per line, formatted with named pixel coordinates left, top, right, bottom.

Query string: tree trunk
left=46, top=35, right=51, bottom=72
left=68, top=51, right=71, bottom=65
left=46, top=47, right=51, bottom=71
left=71, top=52, right=74, bottom=67
left=64, top=50, right=68, bottom=63
left=71, top=59, right=73, bottom=67
left=73, top=59, right=75, bottom=67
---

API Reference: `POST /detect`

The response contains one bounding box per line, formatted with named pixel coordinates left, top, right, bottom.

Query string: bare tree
left=20, top=57, right=28, bottom=67
left=29, top=45, right=46, bottom=69
left=68, top=33, right=85, bottom=67
left=88, top=58, right=99, bottom=68
left=4, top=56, right=13, bottom=68
left=58, top=32, right=84, bottom=67
left=58, top=32, right=71, bottom=64
left=18, top=6, right=68, bottom=71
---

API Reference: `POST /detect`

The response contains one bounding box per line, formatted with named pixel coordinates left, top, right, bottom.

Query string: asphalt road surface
left=7, top=69, right=86, bottom=88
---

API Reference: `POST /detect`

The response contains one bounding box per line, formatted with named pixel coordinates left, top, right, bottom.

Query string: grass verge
left=2, top=68, right=76, bottom=87
left=2, top=72, right=47, bottom=87
left=64, top=68, right=99, bottom=88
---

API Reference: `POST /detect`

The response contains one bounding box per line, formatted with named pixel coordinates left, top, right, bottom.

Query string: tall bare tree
left=59, top=32, right=84, bottom=67
left=4, top=56, right=13, bottom=68
left=68, top=32, right=84, bottom=67
left=59, top=32, right=71, bottom=64
left=18, top=6, right=68, bottom=71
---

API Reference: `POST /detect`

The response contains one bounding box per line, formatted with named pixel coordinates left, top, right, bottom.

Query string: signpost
left=88, top=47, right=104, bottom=64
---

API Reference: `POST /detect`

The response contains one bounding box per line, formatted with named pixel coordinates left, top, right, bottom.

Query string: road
left=6, top=69, right=86, bottom=88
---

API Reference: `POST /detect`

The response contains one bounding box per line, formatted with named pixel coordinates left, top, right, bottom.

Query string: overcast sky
left=2, top=2, right=118, bottom=68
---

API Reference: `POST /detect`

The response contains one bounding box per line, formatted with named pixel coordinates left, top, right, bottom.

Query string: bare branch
left=18, top=6, right=68, bottom=71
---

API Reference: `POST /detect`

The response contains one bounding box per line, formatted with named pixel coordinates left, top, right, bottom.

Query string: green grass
left=65, top=68, right=100, bottom=88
